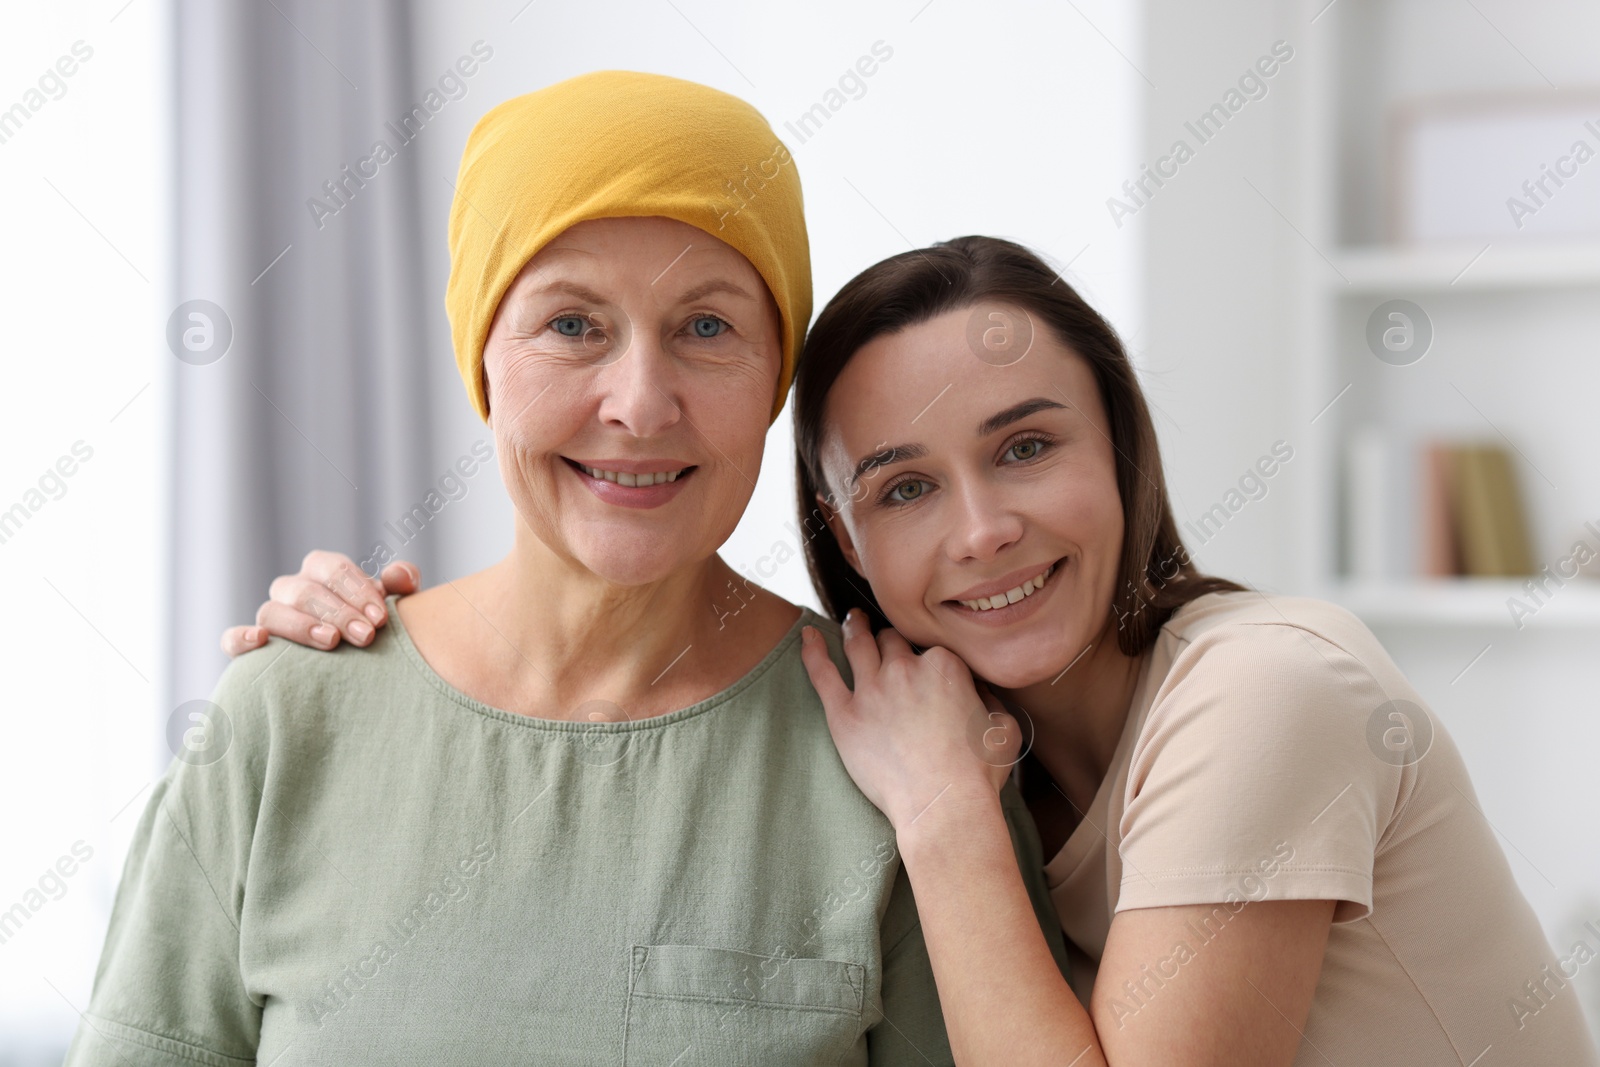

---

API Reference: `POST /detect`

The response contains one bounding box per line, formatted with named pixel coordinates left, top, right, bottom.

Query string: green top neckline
left=381, top=593, right=820, bottom=733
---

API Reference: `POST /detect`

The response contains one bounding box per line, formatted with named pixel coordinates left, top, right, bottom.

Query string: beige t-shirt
left=1041, top=591, right=1598, bottom=1066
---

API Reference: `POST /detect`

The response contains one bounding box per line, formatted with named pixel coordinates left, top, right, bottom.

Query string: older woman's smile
left=563, top=456, right=698, bottom=508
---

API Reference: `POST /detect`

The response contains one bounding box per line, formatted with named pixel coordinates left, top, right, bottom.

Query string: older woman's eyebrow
left=674, top=278, right=758, bottom=304
left=976, top=397, right=1068, bottom=437
left=529, top=280, right=611, bottom=304
left=849, top=443, right=929, bottom=489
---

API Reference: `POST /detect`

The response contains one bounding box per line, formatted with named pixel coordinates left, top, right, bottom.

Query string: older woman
left=66, top=73, right=1067, bottom=1066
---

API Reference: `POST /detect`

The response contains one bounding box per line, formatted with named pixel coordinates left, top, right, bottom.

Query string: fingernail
left=311, top=624, right=336, bottom=644
left=253, top=628, right=267, bottom=644
left=350, top=620, right=373, bottom=641
left=364, top=604, right=385, bottom=624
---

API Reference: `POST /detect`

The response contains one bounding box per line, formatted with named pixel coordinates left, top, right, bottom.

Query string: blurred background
left=3, top=0, right=1598, bottom=1059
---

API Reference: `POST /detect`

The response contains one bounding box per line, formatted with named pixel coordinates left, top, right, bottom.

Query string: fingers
left=265, top=555, right=383, bottom=647
left=799, top=625, right=854, bottom=711
left=974, top=687, right=1023, bottom=769
left=257, top=582, right=365, bottom=649
left=839, top=607, right=882, bottom=679
left=220, top=625, right=268, bottom=657
left=917, top=643, right=974, bottom=688
left=874, top=627, right=917, bottom=663
left=301, top=550, right=390, bottom=627
left=379, top=560, right=420, bottom=596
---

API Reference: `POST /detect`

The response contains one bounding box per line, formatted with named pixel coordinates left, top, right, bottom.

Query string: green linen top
left=64, top=598, right=1069, bottom=1066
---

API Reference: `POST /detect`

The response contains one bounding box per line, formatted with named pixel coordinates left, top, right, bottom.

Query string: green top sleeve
left=64, top=657, right=269, bottom=1065
left=866, top=861, right=947, bottom=1064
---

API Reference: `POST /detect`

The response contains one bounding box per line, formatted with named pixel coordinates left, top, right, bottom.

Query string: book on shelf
left=1427, top=441, right=1536, bottom=579
left=1344, top=430, right=1536, bottom=580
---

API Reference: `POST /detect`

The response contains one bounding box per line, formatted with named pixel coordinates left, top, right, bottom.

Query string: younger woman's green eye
left=552, top=316, right=585, bottom=337
left=692, top=316, right=727, bottom=338
left=891, top=481, right=924, bottom=502
left=1009, top=440, right=1039, bottom=460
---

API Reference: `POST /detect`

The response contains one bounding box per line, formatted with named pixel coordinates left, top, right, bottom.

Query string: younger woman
left=231, top=237, right=1598, bottom=1066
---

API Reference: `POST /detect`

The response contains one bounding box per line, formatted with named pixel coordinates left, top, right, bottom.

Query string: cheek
left=1051, top=462, right=1123, bottom=546
left=687, top=367, right=776, bottom=460
left=850, top=516, right=944, bottom=637
left=487, top=349, right=571, bottom=427
left=498, top=383, right=587, bottom=459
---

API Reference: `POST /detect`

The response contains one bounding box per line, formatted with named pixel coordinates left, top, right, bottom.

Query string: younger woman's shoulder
left=1161, top=589, right=1382, bottom=663
left=1142, top=589, right=1412, bottom=739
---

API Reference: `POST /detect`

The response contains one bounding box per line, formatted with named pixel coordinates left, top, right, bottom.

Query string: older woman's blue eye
left=552, top=315, right=586, bottom=337
left=692, top=315, right=727, bottom=338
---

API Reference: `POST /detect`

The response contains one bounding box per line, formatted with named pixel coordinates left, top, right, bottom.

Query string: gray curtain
left=170, top=0, right=436, bottom=710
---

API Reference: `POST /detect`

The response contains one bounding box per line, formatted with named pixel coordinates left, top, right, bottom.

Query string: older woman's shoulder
left=204, top=626, right=412, bottom=748
left=794, top=608, right=853, bottom=690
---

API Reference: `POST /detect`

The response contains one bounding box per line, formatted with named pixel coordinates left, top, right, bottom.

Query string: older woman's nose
left=945, top=478, right=1025, bottom=564
left=595, top=331, right=684, bottom=438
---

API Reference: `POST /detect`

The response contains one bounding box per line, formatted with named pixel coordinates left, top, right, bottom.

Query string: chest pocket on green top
left=623, top=944, right=866, bottom=1066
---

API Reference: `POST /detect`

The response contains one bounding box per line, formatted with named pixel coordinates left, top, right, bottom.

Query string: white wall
left=0, top=2, right=168, bottom=1060
left=1135, top=0, right=1305, bottom=591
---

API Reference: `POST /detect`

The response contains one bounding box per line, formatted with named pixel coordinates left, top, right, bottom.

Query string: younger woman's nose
left=945, top=480, right=1025, bottom=563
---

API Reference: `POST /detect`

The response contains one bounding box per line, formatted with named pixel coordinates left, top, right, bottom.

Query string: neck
left=444, top=515, right=782, bottom=718
left=996, top=610, right=1148, bottom=804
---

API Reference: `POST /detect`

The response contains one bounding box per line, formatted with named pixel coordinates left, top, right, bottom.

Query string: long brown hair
left=791, top=235, right=1246, bottom=657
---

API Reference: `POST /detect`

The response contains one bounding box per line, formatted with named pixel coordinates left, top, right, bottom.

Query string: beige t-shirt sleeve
left=1115, top=620, right=1400, bottom=921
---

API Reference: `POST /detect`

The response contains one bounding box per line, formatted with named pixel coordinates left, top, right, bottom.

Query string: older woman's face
left=482, top=216, right=782, bottom=586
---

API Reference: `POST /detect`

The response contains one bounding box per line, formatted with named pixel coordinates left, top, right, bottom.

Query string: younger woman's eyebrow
left=848, top=397, right=1069, bottom=489
left=976, top=397, right=1068, bottom=437
left=849, top=443, right=928, bottom=489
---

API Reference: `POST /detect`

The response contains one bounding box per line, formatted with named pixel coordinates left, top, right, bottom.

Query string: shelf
left=1327, top=242, right=1600, bottom=294
left=1325, top=579, right=1600, bottom=629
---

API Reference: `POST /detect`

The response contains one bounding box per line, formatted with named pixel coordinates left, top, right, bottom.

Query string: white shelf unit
left=1331, top=241, right=1600, bottom=292
left=1324, top=578, right=1600, bottom=628
left=1279, top=3, right=1600, bottom=1035
left=1295, top=0, right=1600, bottom=629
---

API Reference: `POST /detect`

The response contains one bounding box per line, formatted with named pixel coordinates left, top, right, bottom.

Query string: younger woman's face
left=817, top=304, right=1125, bottom=688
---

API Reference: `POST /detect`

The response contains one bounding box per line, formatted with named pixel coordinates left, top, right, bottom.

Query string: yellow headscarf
left=446, top=70, right=811, bottom=425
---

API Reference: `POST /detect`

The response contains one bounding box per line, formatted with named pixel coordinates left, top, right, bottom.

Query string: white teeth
left=959, top=562, right=1057, bottom=612
left=578, top=463, right=687, bottom=486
